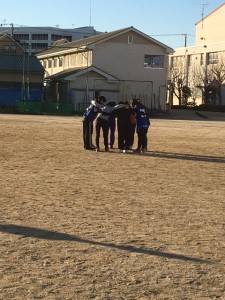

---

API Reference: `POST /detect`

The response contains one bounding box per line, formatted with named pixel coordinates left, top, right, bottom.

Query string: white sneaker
left=118, top=149, right=123, bottom=153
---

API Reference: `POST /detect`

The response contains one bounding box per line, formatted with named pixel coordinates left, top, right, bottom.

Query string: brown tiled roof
left=37, top=27, right=131, bottom=56
left=37, top=27, right=174, bottom=57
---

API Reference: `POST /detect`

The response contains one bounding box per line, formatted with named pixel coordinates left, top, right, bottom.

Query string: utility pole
left=10, top=23, right=14, bottom=37
left=89, top=0, right=92, bottom=26
left=151, top=33, right=188, bottom=48
left=0, top=23, right=14, bottom=37
left=192, top=2, right=208, bottom=29
left=201, top=2, right=208, bottom=29
left=183, top=34, right=187, bottom=47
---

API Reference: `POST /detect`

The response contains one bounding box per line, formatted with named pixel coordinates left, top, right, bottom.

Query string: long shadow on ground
left=124, top=150, right=225, bottom=163
left=0, top=223, right=212, bottom=264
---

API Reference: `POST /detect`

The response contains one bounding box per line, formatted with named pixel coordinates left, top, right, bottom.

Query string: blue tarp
left=0, top=88, right=42, bottom=107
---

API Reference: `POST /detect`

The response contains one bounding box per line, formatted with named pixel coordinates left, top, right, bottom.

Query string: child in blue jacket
left=131, top=98, right=150, bottom=153
left=83, top=101, right=99, bottom=150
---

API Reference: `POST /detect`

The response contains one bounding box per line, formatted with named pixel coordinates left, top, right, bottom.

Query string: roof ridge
left=37, top=27, right=133, bottom=55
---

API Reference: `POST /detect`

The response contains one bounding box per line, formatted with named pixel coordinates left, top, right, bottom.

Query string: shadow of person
left=0, top=223, right=212, bottom=264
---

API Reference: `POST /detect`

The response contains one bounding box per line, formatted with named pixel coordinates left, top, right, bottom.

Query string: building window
left=200, top=53, right=204, bottom=65
left=128, top=35, right=133, bottom=44
left=14, top=34, right=29, bottom=40
left=171, top=56, right=178, bottom=68
left=59, top=57, right=63, bottom=67
left=20, top=43, right=30, bottom=51
left=51, top=34, right=72, bottom=42
left=31, top=43, right=48, bottom=50
left=51, top=34, right=64, bottom=41
left=144, top=55, right=164, bottom=68
left=53, top=58, right=58, bottom=67
left=43, top=60, right=47, bottom=68
left=71, top=54, right=76, bottom=65
left=48, top=60, right=52, bottom=68
left=171, top=56, right=183, bottom=68
left=207, top=52, right=218, bottom=64
left=31, top=34, right=48, bottom=40
left=187, top=55, right=192, bottom=66
left=3, top=45, right=16, bottom=53
left=64, top=35, right=72, bottom=42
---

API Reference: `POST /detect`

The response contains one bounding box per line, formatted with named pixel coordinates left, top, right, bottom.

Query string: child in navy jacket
left=131, top=98, right=150, bottom=153
left=83, top=101, right=99, bottom=150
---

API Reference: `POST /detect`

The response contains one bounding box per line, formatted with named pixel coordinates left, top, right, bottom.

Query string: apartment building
left=0, top=25, right=101, bottom=54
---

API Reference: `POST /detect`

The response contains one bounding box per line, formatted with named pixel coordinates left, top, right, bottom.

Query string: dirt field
left=0, top=114, right=225, bottom=300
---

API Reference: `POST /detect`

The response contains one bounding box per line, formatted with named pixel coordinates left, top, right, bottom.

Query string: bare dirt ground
left=0, top=114, right=225, bottom=300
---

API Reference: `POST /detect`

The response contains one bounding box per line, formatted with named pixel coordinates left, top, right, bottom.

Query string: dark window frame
left=144, top=54, right=164, bottom=68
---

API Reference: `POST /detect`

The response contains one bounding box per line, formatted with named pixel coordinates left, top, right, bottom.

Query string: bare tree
left=191, top=53, right=225, bottom=105
left=169, top=59, right=187, bottom=106
left=189, top=64, right=205, bottom=104
left=207, top=55, right=225, bottom=104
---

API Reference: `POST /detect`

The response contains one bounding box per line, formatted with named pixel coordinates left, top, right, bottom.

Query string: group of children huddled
left=83, top=96, right=150, bottom=153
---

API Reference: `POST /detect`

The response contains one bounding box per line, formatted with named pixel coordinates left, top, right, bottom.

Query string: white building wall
left=93, top=43, right=168, bottom=109
left=41, top=51, right=92, bottom=76
left=93, top=43, right=167, bottom=80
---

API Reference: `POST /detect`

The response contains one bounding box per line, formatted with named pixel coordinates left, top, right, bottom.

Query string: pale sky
left=1, top=0, right=224, bottom=48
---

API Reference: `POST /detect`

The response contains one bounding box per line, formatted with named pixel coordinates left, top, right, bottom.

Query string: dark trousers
left=118, top=125, right=130, bottom=150
left=109, top=119, right=116, bottom=147
left=83, top=119, right=93, bottom=149
left=129, top=123, right=136, bottom=147
left=137, top=128, right=148, bottom=150
left=95, top=118, right=109, bottom=150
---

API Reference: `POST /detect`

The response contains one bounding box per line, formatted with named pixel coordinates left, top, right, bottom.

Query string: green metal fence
left=15, top=101, right=42, bottom=114
left=75, top=102, right=88, bottom=115
left=15, top=101, right=74, bottom=116
left=45, top=102, right=74, bottom=115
